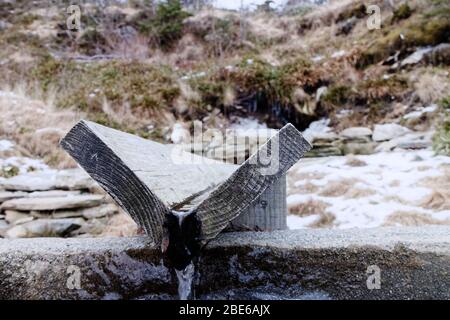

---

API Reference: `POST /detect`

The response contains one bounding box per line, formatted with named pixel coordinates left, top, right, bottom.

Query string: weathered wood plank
left=61, top=121, right=311, bottom=251
left=61, top=120, right=239, bottom=243
left=81, top=121, right=236, bottom=207
left=61, top=121, right=167, bottom=243
left=193, top=124, right=311, bottom=243
left=229, top=175, right=287, bottom=231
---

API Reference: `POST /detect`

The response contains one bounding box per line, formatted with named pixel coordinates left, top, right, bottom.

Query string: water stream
left=170, top=210, right=198, bottom=300
left=175, top=262, right=196, bottom=300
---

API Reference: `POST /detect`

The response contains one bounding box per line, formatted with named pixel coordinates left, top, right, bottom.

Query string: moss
left=10, top=52, right=183, bottom=137
left=322, top=85, right=352, bottom=106
left=31, top=57, right=180, bottom=117
left=357, top=4, right=450, bottom=68
left=392, top=3, right=413, bottom=23
left=1, top=165, right=20, bottom=178
left=320, top=76, right=408, bottom=118
left=190, top=56, right=323, bottom=116
left=336, top=3, right=366, bottom=22
left=357, top=76, right=409, bottom=103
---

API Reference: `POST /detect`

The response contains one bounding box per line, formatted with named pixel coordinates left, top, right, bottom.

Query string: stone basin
left=0, top=226, right=449, bottom=300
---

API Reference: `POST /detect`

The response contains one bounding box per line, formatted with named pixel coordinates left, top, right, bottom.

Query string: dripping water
left=175, top=262, right=195, bottom=300
left=168, top=210, right=200, bottom=300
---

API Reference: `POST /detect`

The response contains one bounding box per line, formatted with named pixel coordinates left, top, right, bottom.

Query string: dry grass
left=411, top=69, right=450, bottom=105
left=0, top=86, right=83, bottom=168
left=345, top=187, right=376, bottom=199
left=288, top=182, right=319, bottom=195
left=292, top=171, right=327, bottom=181
left=288, top=199, right=330, bottom=216
left=420, top=190, right=450, bottom=211
left=345, top=155, right=367, bottom=167
left=318, top=178, right=375, bottom=198
left=418, top=169, right=450, bottom=211
left=384, top=211, right=450, bottom=226
left=309, top=211, right=336, bottom=228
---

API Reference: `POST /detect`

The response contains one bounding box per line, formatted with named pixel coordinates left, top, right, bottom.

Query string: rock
left=403, top=104, right=438, bottom=121
left=0, top=20, right=11, bottom=31
left=4, top=218, right=84, bottom=239
left=116, top=25, right=138, bottom=40
left=311, top=132, right=339, bottom=143
left=372, top=124, right=411, bottom=142
left=0, top=172, right=57, bottom=191
left=2, top=227, right=449, bottom=299
left=315, top=86, right=328, bottom=102
left=75, top=217, right=110, bottom=236
left=82, top=204, right=118, bottom=219
left=305, top=146, right=342, bottom=158
left=335, top=17, right=357, bottom=36
left=341, top=142, right=377, bottom=155
left=375, top=140, right=397, bottom=152
left=375, top=132, right=432, bottom=152
left=26, top=190, right=82, bottom=198
left=13, top=216, right=34, bottom=225
left=340, top=127, right=372, bottom=140
left=1, top=195, right=105, bottom=212
left=0, top=220, right=8, bottom=237
left=53, top=211, right=86, bottom=219
left=170, top=123, right=190, bottom=144
left=5, top=210, right=31, bottom=224
left=1, top=190, right=81, bottom=204
left=396, top=141, right=429, bottom=150
left=54, top=169, right=95, bottom=190
left=424, top=43, right=450, bottom=65
left=302, top=119, right=333, bottom=144
left=400, top=47, right=433, bottom=67
left=0, top=191, right=28, bottom=203
left=0, top=169, right=94, bottom=191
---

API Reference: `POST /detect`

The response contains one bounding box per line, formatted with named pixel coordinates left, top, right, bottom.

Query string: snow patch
left=288, top=150, right=450, bottom=229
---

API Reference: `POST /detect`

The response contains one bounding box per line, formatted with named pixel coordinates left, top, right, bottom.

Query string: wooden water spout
left=60, top=120, right=311, bottom=271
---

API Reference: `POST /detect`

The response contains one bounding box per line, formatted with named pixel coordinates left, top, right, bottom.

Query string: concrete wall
left=0, top=226, right=449, bottom=300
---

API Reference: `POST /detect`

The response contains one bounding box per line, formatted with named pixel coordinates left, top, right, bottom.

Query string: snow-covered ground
left=0, top=140, right=49, bottom=179
left=287, top=150, right=450, bottom=229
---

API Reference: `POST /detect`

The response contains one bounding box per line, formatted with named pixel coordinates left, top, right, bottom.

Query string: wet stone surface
left=0, top=226, right=449, bottom=300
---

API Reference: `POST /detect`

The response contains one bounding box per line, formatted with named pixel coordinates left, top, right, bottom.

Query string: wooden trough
left=60, top=120, right=311, bottom=270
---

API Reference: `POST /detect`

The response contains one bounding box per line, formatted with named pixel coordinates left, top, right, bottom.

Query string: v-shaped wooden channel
left=61, top=120, right=311, bottom=270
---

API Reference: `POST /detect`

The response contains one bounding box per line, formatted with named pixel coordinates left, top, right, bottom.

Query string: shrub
left=134, top=0, right=191, bottom=50
left=392, top=3, right=413, bottom=23
left=77, top=28, right=111, bottom=55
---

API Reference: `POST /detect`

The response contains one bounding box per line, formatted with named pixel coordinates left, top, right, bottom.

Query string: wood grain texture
left=229, top=175, right=287, bottom=231
left=60, top=120, right=168, bottom=243
left=61, top=121, right=310, bottom=247
left=193, top=123, right=311, bottom=243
